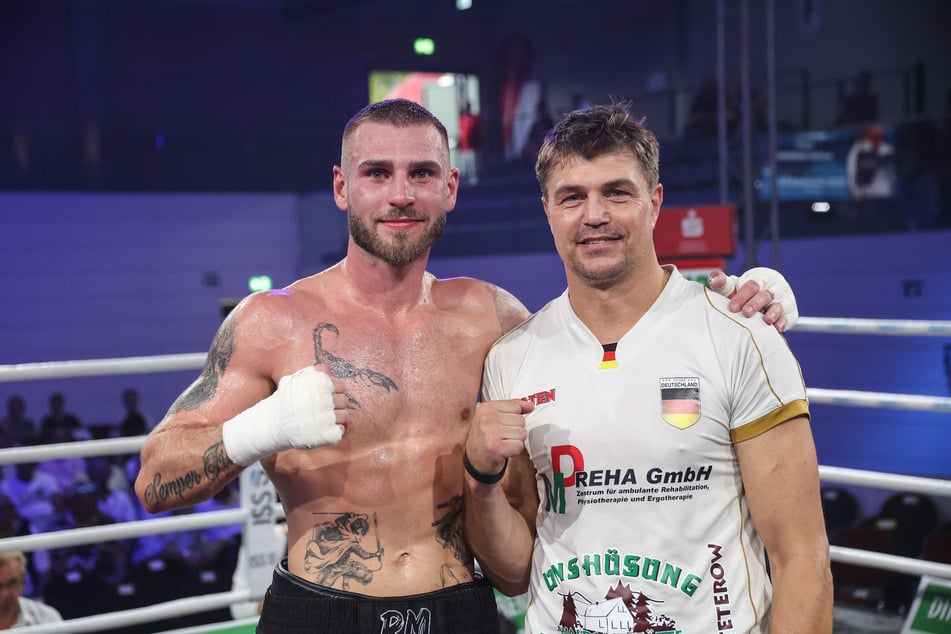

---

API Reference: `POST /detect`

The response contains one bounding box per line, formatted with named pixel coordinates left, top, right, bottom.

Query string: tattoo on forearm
left=203, top=442, right=233, bottom=480
left=143, top=470, right=202, bottom=507
left=313, top=322, right=398, bottom=408
left=168, top=315, right=237, bottom=414
left=302, top=511, right=382, bottom=589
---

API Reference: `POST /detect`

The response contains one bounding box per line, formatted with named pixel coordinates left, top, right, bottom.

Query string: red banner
left=654, top=205, right=736, bottom=258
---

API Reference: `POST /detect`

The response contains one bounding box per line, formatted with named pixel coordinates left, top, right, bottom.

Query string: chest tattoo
left=313, top=323, right=398, bottom=408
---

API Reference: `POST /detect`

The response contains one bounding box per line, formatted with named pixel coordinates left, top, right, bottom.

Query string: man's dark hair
left=535, top=101, right=660, bottom=199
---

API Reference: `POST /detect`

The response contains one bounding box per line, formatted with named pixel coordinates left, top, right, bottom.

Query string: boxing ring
left=0, top=315, right=949, bottom=633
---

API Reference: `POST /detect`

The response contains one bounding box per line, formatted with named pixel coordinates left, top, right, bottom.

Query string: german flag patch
left=660, top=377, right=701, bottom=429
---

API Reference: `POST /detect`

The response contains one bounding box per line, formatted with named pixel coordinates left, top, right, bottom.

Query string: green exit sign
left=414, top=38, right=435, bottom=55
left=248, top=275, right=273, bottom=292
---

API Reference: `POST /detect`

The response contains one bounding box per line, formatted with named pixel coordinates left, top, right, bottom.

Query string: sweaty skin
left=262, top=271, right=524, bottom=593
left=138, top=267, right=527, bottom=596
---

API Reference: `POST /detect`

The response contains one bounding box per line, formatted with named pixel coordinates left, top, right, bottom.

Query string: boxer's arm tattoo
left=168, top=315, right=237, bottom=414
left=203, top=441, right=233, bottom=480
left=313, top=323, right=398, bottom=409
left=142, top=469, right=202, bottom=507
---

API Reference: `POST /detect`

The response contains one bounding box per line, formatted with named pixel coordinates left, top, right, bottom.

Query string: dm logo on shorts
left=659, top=377, right=701, bottom=429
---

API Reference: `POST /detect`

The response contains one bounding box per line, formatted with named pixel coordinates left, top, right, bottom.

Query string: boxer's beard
left=349, top=209, right=447, bottom=267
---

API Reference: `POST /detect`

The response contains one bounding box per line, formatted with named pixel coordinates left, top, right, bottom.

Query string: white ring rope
left=794, top=316, right=951, bottom=336
left=13, top=590, right=253, bottom=634
left=0, top=353, right=207, bottom=383
left=830, top=546, right=951, bottom=579
left=808, top=387, right=951, bottom=413
left=1, top=313, right=949, bottom=632
left=0, top=508, right=246, bottom=555
left=820, top=465, right=951, bottom=498
left=0, top=437, right=145, bottom=465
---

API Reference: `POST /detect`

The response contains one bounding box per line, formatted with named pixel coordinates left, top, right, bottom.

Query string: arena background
left=1, top=0, right=950, bottom=631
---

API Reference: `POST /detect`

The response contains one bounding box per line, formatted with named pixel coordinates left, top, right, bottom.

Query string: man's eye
left=369, top=169, right=386, bottom=178
left=413, top=169, right=433, bottom=179
left=560, top=193, right=582, bottom=205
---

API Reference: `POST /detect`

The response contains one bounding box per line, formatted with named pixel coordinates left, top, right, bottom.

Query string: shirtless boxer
left=135, top=98, right=795, bottom=633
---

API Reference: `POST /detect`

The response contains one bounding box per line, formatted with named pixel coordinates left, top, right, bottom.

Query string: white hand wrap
left=222, top=366, right=343, bottom=467
left=715, top=266, right=799, bottom=329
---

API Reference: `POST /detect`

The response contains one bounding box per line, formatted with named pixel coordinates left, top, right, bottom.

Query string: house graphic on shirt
left=558, top=583, right=680, bottom=634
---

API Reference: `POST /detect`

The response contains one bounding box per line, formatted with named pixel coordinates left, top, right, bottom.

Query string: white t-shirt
left=14, top=596, right=63, bottom=626
left=482, top=267, right=809, bottom=634
left=1, top=472, right=62, bottom=532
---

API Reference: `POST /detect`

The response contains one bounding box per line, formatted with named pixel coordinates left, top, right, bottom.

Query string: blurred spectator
left=0, top=552, right=63, bottom=628
left=457, top=102, right=484, bottom=186
left=0, top=426, right=12, bottom=452
left=0, top=396, right=34, bottom=447
left=0, top=494, right=27, bottom=540
left=118, top=388, right=150, bottom=438
left=37, top=427, right=87, bottom=492
left=131, top=508, right=200, bottom=569
left=51, top=482, right=129, bottom=586
left=1, top=457, right=63, bottom=535
left=192, top=481, right=242, bottom=572
left=0, top=453, right=63, bottom=595
left=835, top=69, right=880, bottom=126
left=43, top=484, right=124, bottom=620
left=39, top=393, right=82, bottom=444
left=85, top=456, right=137, bottom=524
left=0, top=495, right=34, bottom=597
left=522, top=98, right=554, bottom=161
left=846, top=123, right=896, bottom=200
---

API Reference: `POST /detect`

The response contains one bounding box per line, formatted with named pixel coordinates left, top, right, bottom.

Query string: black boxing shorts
left=256, top=559, right=501, bottom=633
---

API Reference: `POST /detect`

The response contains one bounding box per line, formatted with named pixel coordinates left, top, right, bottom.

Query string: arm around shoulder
left=708, top=267, right=798, bottom=332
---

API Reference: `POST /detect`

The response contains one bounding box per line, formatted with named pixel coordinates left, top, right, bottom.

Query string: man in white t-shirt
left=464, top=103, right=832, bottom=633
left=0, top=551, right=63, bottom=628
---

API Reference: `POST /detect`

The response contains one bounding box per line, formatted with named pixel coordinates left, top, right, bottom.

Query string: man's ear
left=650, top=183, right=664, bottom=229
left=445, top=167, right=460, bottom=213
left=332, top=166, right=348, bottom=212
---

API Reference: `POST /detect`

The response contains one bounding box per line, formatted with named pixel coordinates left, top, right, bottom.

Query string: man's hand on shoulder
left=709, top=267, right=799, bottom=333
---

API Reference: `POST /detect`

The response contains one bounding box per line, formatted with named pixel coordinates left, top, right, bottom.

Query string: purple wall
left=0, top=192, right=300, bottom=431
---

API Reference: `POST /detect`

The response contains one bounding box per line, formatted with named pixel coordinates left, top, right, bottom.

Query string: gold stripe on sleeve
left=731, top=399, right=810, bottom=443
